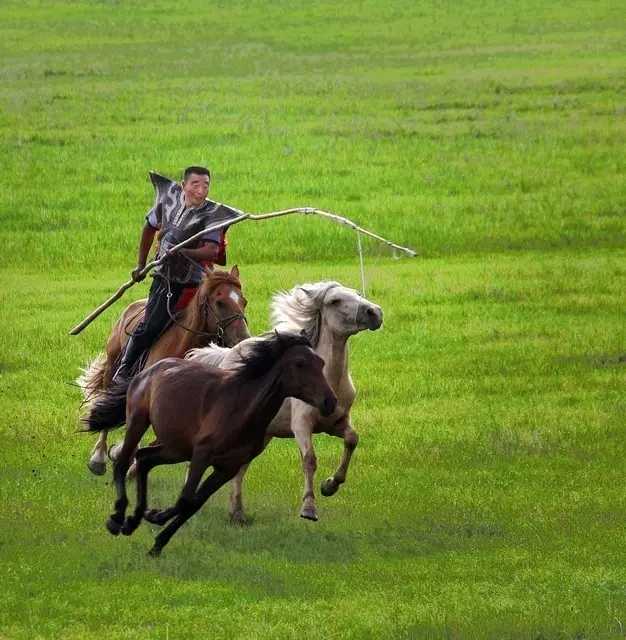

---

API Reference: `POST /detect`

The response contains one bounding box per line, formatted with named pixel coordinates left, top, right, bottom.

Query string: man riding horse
left=113, top=165, right=243, bottom=382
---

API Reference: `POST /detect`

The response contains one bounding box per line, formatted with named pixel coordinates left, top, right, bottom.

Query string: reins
left=164, top=265, right=247, bottom=344
left=122, top=307, right=146, bottom=337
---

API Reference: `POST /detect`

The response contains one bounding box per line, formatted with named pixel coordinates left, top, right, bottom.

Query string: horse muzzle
left=357, top=304, right=383, bottom=331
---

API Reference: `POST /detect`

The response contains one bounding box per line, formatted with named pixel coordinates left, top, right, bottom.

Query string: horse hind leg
left=106, top=411, right=150, bottom=536
left=79, top=355, right=110, bottom=476
left=145, top=450, right=210, bottom=527
left=292, top=428, right=318, bottom=521
left=88, top=430, right=108, bottom=476
left=321, top=420, right=359, bottom=497
left=108, top=442, right=138, bottom=480
left=121, top=444, right=164, bottom=536
left=228, top=435, right=272, bottom=526
left=229, top=463, right=250, bottom=526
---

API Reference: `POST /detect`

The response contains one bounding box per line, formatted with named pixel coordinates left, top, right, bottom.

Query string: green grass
left=1, top=0, right=625, bottom=267
left=1, top=1, right=625, bottom=638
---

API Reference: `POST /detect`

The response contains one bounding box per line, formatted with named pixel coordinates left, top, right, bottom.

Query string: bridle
left=165, top=278, right=247, bottom=345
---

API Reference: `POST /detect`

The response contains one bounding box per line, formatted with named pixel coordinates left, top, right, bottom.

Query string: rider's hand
left=131, top=266, right=146, bottom=282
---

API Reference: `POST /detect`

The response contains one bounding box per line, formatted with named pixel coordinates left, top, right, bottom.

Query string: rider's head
left=182, top=166, right=211, bottom=207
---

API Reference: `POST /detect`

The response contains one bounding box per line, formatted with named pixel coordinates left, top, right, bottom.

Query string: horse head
left=321, top=284, right=383, bottom=336
left=236, top=331, right=337, bottom=416
left=273, top=282, right=382, bottom=341
left=193, top=265, right=250, bottom=347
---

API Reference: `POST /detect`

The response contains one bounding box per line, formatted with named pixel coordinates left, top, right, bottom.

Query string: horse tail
left=81, top=379, right=129, bottom=432
left=76, top=353, right=108, bottom=405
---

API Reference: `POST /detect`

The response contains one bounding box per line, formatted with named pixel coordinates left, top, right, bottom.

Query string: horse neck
left=230, top=366, right=286, bottom=432
left=316, top=321, right=349, bottom=387
left=179, top=285, right=219, bottom=349
left=149, top=292, right=214, bottom=360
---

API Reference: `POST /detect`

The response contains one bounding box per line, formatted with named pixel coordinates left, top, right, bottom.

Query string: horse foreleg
left=321, top=418, right=359, bottom=497
left=149, top=468, right=235, bottom=557
left=88, top=430, right=108, bottom=476
left=293, top=426, right=318, bottom=521
left=145, top=450, right=209, bottom=526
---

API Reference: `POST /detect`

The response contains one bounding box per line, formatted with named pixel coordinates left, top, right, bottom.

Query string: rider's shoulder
left=149, top=171, right=181, bottom=200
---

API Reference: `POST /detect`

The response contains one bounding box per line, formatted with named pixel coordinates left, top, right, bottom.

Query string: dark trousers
left=120, top=276, right=186, bottom=373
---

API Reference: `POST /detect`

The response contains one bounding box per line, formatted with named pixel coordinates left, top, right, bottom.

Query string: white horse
left=187, top=281, right=383, bottom=523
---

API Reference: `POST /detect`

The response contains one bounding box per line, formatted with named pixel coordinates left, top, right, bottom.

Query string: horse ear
left=230, top=264, right=240, bottom=279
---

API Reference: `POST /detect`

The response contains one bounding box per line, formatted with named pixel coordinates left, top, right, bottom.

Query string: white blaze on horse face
left=229, top=290, right=241, bottom=305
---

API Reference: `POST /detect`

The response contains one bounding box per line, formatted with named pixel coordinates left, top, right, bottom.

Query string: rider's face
left=182, top=173, right=210, bottom=207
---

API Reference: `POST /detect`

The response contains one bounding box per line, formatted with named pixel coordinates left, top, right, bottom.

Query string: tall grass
left=1, top=0, right=624, bottom=269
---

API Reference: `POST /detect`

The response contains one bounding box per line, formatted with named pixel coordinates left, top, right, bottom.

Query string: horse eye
left=329, top=299, right=340, bottom=306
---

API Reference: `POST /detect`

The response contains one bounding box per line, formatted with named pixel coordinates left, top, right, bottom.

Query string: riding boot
left=111, top=335, right=145, bottom=384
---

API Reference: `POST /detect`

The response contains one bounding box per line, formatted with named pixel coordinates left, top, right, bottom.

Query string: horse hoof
left=229, top=511, right=249, bottom=527
left=108, top=444, right=122, bottom=462
left=320, top=478, right=339, bottom=497
left=144, top=509, right=161, bottom=524
left=145, top=509, right=172, bottom=525
left=87, top=460, right=107, bottom=476
left=106, top=517, right=122, bottom=536
left=300, top=507, right=318, bottom=522
left=121, top=518, right=139, bottom=536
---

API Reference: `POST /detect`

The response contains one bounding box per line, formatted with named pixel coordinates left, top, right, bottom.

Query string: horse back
left=132, top=359, right=227, bottom=458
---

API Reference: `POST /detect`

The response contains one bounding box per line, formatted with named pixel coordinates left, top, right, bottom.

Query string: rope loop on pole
left=356, top=229, right=366, bottom=296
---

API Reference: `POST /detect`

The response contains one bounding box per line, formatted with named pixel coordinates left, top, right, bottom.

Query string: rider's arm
left=131, top=222, right=157, bottom=281
left=181, top=241, right=220, bottom=263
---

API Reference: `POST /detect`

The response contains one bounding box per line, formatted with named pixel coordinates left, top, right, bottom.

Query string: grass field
left=1, top=1, right=625, bottom=638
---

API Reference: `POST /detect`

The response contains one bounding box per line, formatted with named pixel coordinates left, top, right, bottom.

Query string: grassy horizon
left=1, top=0, right=625, bottom=270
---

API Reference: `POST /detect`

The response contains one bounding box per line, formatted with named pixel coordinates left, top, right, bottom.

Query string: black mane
left=234, top=331, right=311, bottom=381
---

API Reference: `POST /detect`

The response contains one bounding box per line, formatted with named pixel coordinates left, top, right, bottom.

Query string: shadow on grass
left=556, top=352, right=626, bottom=368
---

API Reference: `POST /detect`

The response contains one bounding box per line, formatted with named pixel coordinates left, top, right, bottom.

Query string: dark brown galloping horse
left=78, top=265, right=250, bottom=475
left=83, top=331, right=337, bottom=556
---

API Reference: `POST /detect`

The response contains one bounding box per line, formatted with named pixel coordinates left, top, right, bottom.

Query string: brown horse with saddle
left=78, top=265, right=249, bottom=475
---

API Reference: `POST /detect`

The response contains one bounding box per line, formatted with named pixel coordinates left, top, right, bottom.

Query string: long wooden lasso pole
left=68, top=207, right=416, bottom=335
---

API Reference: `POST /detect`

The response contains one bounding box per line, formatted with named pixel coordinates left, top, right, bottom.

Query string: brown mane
left=180, top=268, right=242, bottom=332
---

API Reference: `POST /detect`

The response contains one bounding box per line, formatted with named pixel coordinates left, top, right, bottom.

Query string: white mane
left=186, top=335, right=269, bottom=368
left=271, top=281, right=345, bottom=346
left=187, top=281, right=358, bottom=366
left=185, top=343, right=233, bottom=367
